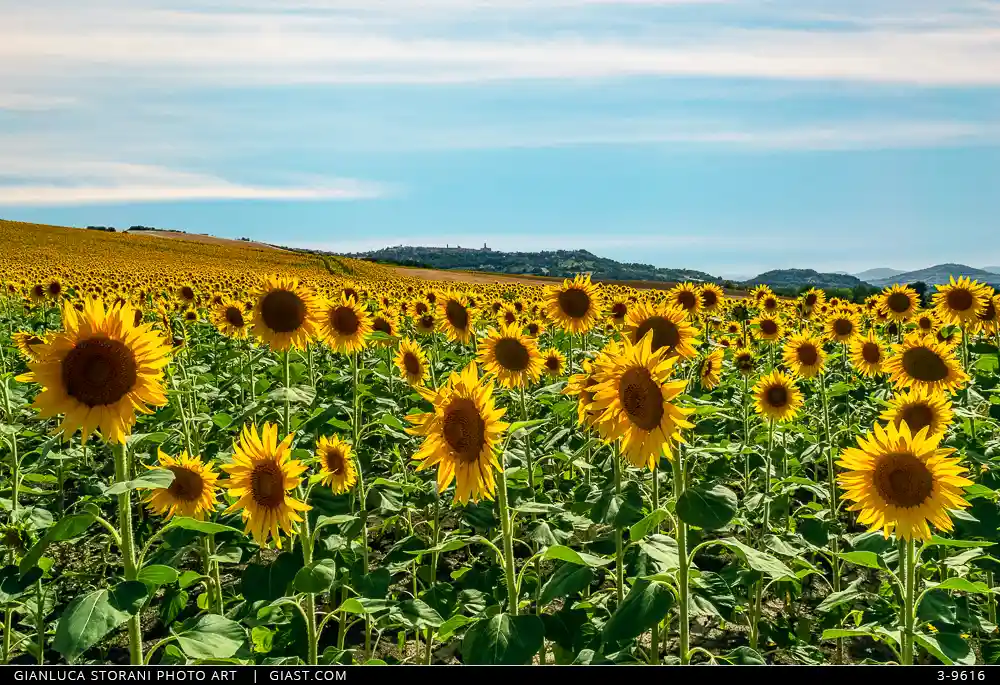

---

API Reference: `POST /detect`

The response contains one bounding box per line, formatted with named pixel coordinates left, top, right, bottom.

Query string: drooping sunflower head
left=405, top=362, right=508, bottom=504
left=395, top=337, right=430, bottom=387
left=589, top=334, right=693, bottom=469
left=624, top=301, right=699, bottom=360
left=884, top=334, right=968, bottom=394
left=666, top=282, right=702, bottom=317
left=542, top=348, right=566, bottom=377
left=251, top=276, right=321, bottom=352
left=15, top=299, right=171, bottom=444
left=733, top=347, right=755, bottom=376
left=825, top=307, right=860, bottom=343
left=544, top=274, right=603, bottom=334
left=320, top=295, right=373, bottom=355
left=438, top=292, right=475, bottom=344
left=212, top=300, right=250, bottom=339
left=838, top=421, right=971, bottom=541
left=753, top=370, right=803, bottom=423
left=143, top=450, right=220, bottom=521
left=881, top=387, right=954, bottom=438
left=13, top=331, right=49, bottom=362
left=932, top=276, right=991, bottom=325
left=697, top=349, right=724, bottom=390
left=878, top=284, right=919, bottom=322
left=221, top=422, right=311, bottom=549
left=315, top=435, right=358, bottom=494
left=782, top=331, right=827, bottom=379
left=478, top=323, right=544, bottom=389
left=974, top=293, right=999, bottom=335
left=699, top=284, right=725, bottom=314
left=849, top=331, right=887, bottom=378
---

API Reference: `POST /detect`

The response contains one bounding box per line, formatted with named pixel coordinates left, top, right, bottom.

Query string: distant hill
left=345, top=245, right=722, bottom=285
left=984, top=266, right=1000, bottom=275
left=868, top=263, right=1000, bottom=288
left=853, top=267, right=905, bottom=281
left=742, top=268, right=866, bottom=290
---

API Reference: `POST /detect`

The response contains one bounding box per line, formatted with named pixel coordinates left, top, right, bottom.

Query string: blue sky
left=1, top=0, right=998, bottom=279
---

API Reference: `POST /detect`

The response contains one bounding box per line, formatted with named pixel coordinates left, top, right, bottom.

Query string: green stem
left=35, top=579, right=44, bottom=664
left=649, top=459, right=660, bottom=664
left=283, top=349, right=292, bottom=435
left=988, top=571, right=997, bottom=628
left=612, top=446, right=624, bottom=605
left=672, top=448, right=690, bottom=665
left=819, top=372, right=843, bottom=663
left=902, top=538, right=917, bottom=665
left=496, top=455, right=518, bottom=616
left=113, top=442, right=143, bottom=665
left=298, top=513, right=319, bottom=665
left=519, top=387, right=534, bottom=492
left=763, top=419, right=774, bottom=532
left=1, top=381, right=19, bottom=512
left=3, top=608, right=12, bottom=663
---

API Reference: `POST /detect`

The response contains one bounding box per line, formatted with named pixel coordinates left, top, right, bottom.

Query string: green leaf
left=676, top=484, right=738, bottom=530
left=436, top=615, right=473, bottom=641
left=0, top=565, right=43, bottom=603
left=715, top=538, right=796, bottom=580
left=462, top=613, right=544, bottom=665
left=391, top=599, right=444, bottom=630
left=540, top=563, right=594, bottom=606
left=928, top=577, right=991, bottom=594
left=164, top=517, right=242, bottom=536
left=926, top=536, right=995, bottom=549
left=816, top=582, right=864, bottom=613
left=508, top=419, right=548, bottom=436
left=629, top=509, right=669, bottom=542
left=914, top=632, right=975, bottom=665
left=243, top=553, right=303, bottom=602
left=602, top=579, right=674, bottom=645
left=172, top=614, right=246, bottom=660
left=836, top=551, right=886, bottom=570
left=294, top=559, right=338, bottom=594
left=53, top=583, right=148, bottom=663
left=821, top=628, right=878, bottom=640
left=104, top=468, right=175, bottom=496
left=137, top=565, right=180, bottom=586
left=542, top=545, right=611, bottom=568
left=212, top=413, right=233, bottom=429
left=20, top=514, right=96, bottom=573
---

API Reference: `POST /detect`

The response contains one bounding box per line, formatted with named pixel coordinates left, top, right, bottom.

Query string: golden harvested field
left=1, top=217, right=999, bottom=669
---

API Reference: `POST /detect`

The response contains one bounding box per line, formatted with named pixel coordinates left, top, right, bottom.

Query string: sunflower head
left=13, top=331, right=49, bottom=362
left=438, top=292, right=475, bottom=344
left=733, top=347, right=755, bottom=376
left=320, top=295, right=373, bottom=355
left=251, top=276, right=321, bottom=351
left=395, top=337, right=430, bottom=387
left=542, top=348, right=566, bottom=377
left=825, top=307, right=859, bottom=343
left=881, top=387, right=954, bottom=438
left=697, top=349, right=724, bottom=390
left=478, top=323, right=544, bottom=389
left=753, top=370, right=803, bottom=423
left=213, top=299, right=250, bottom=339
left=849, top=331, right=886, bottom=378
left=666, top=282, right=702, bottom=317
left=932, top=276, right=991, bottom=325
left=752, top=314, right=784, bottom=344
left=143, top=450, right=220, bottom=521
left=544, top=274, right=603, bottom=334
left=878, top=284, right=919, bottom=322
left=624, top=301, right=699, bottom=359
left=316, top=435, right=358, bottom=494
left=699, top=284, right=725, bottom=314
left=884, top=334, right=969, bottom=394
left=782, top=331, right=827, bottom=379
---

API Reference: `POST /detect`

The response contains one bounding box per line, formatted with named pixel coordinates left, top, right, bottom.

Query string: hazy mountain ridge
left=852, top=267, right=906, bottom=280
left=867, top=263, right=1000, bottom=288
left=741, top=269, right=865, bottom=290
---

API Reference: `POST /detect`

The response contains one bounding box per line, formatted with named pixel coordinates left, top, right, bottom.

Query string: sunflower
left=438, top=292, right=475, bottom=345
left=699, top=284, right=725, bottom=314
left=932, top=276, right=991, bottom=325
left=752, top=314, right=784, bottom=344
left=975, top=294, right=1000, bottom=335
left=319, top=295, right=372, bottom=355
left=733, top=347, right=755, bottom=376
left=750, top=285, right=774, bottom=304
left=370, top=311, right=400, bottom=346
left=542, top=348, right=566, bottom=377
left=697, top=349, right=724, bottom=390
left=405, top=362, right=508, bottom=504
left=395, top=337, right=430, bottom=387
left=497, top=304, right=519, bottom=328
left=760, top=293, right=781, bottom=316
left=221, top=422, right=311, bottom=549
left=838, top=422, right=971, bottom=541
left=564, top=360, right=601, bottom=428
left=934, top=324, right=963, bottom=350
left=315, top=435, right=357, bottom=494
left=782, top=331, right=827, bottom=379
left=251, top=276, right=321, bottom=351
left=478, top=323, right=544, bottom=389
left=825, top=308, right=859, bottom=343
left=143, top=450, right=220, bottom=521
left=16, top=299, right=170, bottom=444
left=624, top=301, right=699, bottom=359
left=878, top=284, right=920, bottom=323
left=182, top=307, right=199, bottom=324
left=884, top=334, right=968, bottom=394
left=177, top=284, right=197, bottom=305
left=753, top=370, right=803, bottom=423
left=849, top=331, right=886, bottom=377
left=524, top=319, right=546, bottom=338
left=414, top=311, right=438, bottom=336
left=913, top=310, right=938, bottom=335
left=665, top=282, right=702, bottom=317
left=589, top=334, right=693, bottom=469
left=608, top=298, right=629, bottom=326
left=801, top=287, right=826, bottom=313
left=13, top=331, right=49, bottom=362
left=881, top=387, right=954, bottom=438
left=544, top=274, right=603, bottom=334
left=212, top=300, right=250, bottom=339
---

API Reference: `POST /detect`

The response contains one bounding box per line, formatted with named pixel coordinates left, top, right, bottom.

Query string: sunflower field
left=2, top=219, right=1000, bottom=667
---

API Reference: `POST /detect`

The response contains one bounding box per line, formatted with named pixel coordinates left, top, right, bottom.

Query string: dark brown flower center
left=557, top=287, right=591, bottom=319
left=918, top=316, right=933, bottom=331
left=796, top=343, right=819, bottom=367
left=619, top=367, right=663, bottom=431
left=545, top=355, right=560, bottom=372
left=322, top=447, right=346, bottom=475
left=611, top=302, right=627, bottom=318
left=946, top=288, right=974, bottom=313
left=343, top=287, right=358, bottom=301
left=33, top=285, right=45, bottom=298
left=503, top=311, right=517, bottom=325
left=167, top=466, right=205, bottom=502
left=805, top=293, right=818, bottom=307
left=419, top=314, right=435, bottom=330
left=701, top=290, right=718, bottom=308
left=415, top=302, right=429, bottom=315
left=495, top=338, right=530, bottom=372
left=445, top=300, right=469, bottom=331
left=765, top=385, right=788, bottom=408
left=873, top=452, right=933, bottom=508
left=225, top=306, right=245, bottom=328
left=675, top=290, right=697, bottom=311
left=180, top=286, right=195, bottom=302
left=896, top=403, right=934, bottom=435
left=62, top=337, right=138, bottom=407
left=48, top=281, right=62, bottom=296
left=250, top=461, right=286, bottom=508
left=133, top=310, right=144, bottom=327
left=635, top=316, right=680, bottom=353
left=833, top=318, right=854, bottom=336
left=763, top=296, right=777, bottom=310
left=330, top=305, right=360, bottom=335
left=443, top=398, right=486, bottom=464
left=887, top=292, right=911, bottom=314
left=901, top=346, right=949, bottom=382
left=261, top=289, right=306, bottom=333
left=373, top=317, right=392, bottom=335
left=978, top=299, right=997, bottom=322
left=862, top=342, right=882, bottom=364
left=403, top=351, right=421, bottom=376
left=760, top=319, right=779, bottom=336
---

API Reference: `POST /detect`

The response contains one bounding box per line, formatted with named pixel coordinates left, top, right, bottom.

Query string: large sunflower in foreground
left=319, top=295, right=372, bottom=355
left=222, top=423, right=311, bottom=549
left=143, top=450, right=220, bottom=521
left=932, top=276, right=991, bottom=326
left=438, top=291, right=475, bottom=345
left=405, top=362, right=508, bottom=504
left=478, top=323, right=544, bottom=389
left=212, top=299, right=250, bottom=339
left=849, top=331, right=886, bottom=377
left=880, top=387, right=954, bottom=438
left=544, top=274, right=603, bottom=334
left=17, top=299, right=171, bottom=444
left=883, top=334, right=968, bottom=394
left=251, top=276, right=321, bottom=351
left=590, top=334, right=693, bottom=469
left=315, top=435, right=358, bottom=494
left=782, top=331, right=827, bottom=379
left=623, top=301, right=699, bottom=359
left=838, top=422, right=971, bottom=541
left=878, top=284, right=920, bottom=323
left=395, top=337, right=430, bottom=387
left=753, top=370, right=803, bottom=423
